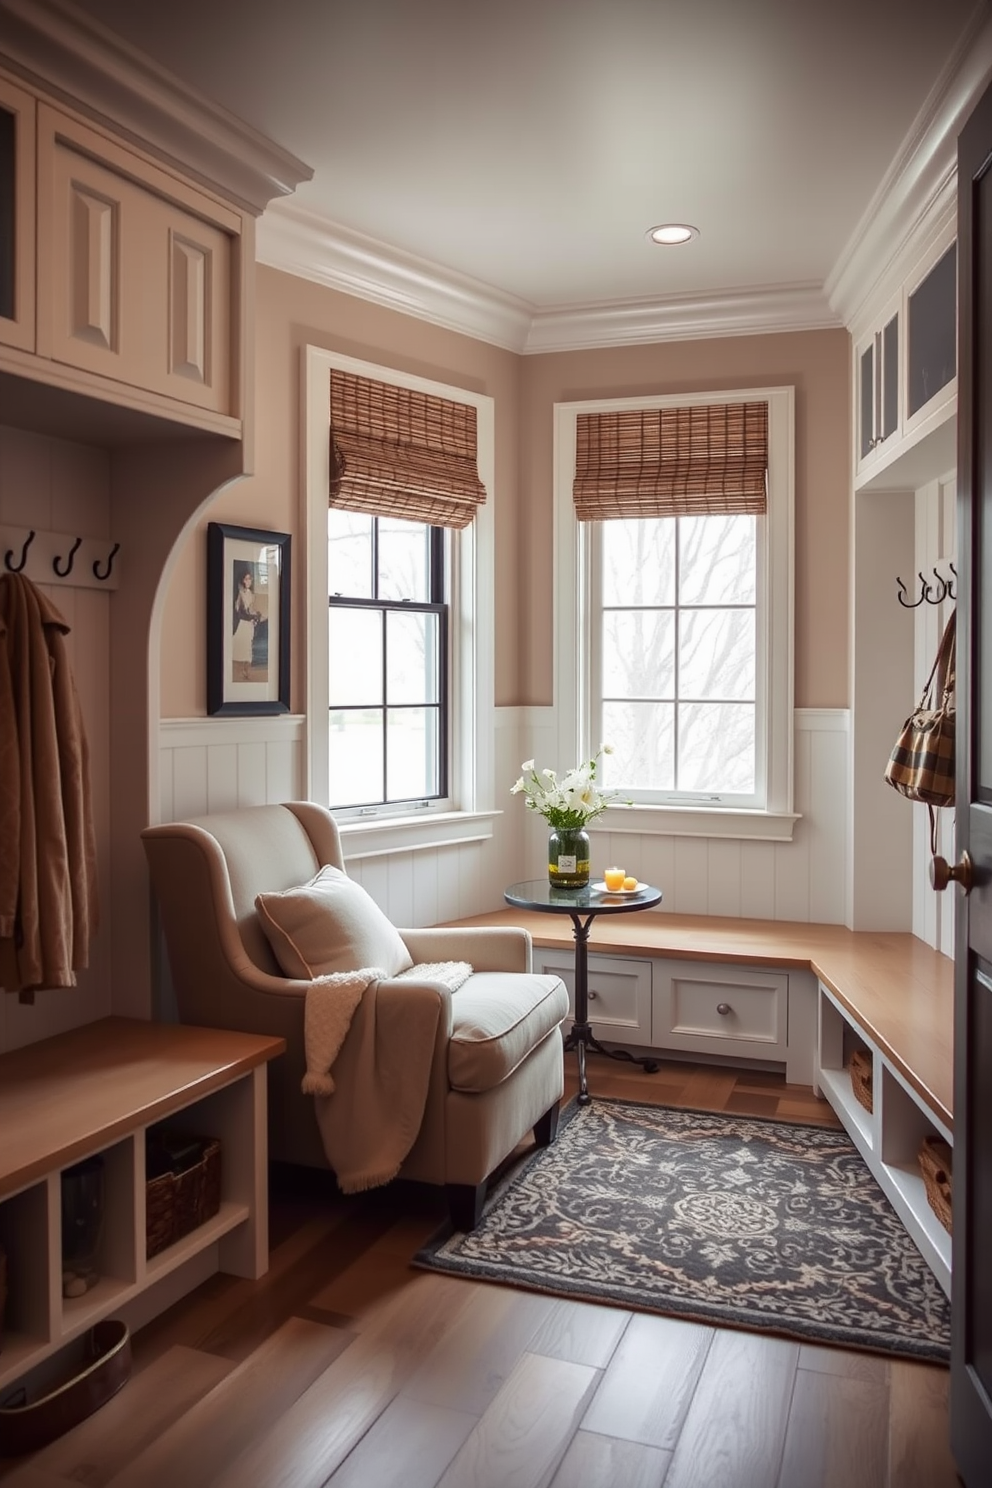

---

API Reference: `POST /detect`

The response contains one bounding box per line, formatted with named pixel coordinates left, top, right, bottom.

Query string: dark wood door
left=952, top=77, right=992, bottom=1487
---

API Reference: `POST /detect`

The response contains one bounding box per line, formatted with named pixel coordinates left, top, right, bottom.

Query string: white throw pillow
left=255, top=865, right=413, bottom=981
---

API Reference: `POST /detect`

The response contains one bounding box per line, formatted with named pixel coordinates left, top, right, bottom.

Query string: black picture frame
left=207, top=522, right=291, bottom=717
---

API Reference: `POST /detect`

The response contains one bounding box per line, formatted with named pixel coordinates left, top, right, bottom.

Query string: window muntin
left=328, top=510, right=447, bottom=812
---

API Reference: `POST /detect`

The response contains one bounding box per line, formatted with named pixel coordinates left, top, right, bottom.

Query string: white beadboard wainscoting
left=513, top=708, right=851, bottom=925
left=157, top=707, right=851, bottom=929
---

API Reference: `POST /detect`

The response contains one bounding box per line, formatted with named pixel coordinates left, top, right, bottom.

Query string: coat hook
left=4, top=529, right=35, bottom=573
left=92, top=542, right=120, bottom=582
left=52, top=536, right=83, bottom=578
left=927, top=568, right=948, bottom=604
left=947, top=563, right=957, bottom=601
left=896, top=573, right=927, bottom=608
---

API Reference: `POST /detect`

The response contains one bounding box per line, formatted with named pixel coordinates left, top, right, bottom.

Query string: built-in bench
left=0, top=1018, right=285, bottom=1394
left=443, top=908, right=955, bottom=1294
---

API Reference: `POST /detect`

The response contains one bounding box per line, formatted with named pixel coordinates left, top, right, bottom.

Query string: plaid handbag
left=884, top=609, right=955, bottom=810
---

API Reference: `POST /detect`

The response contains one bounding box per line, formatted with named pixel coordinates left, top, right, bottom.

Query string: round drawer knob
left=716, top=1002, right=732, bottom=1016
left=588, top=989, right=598, bottom=1001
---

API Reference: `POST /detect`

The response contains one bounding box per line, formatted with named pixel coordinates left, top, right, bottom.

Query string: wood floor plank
left=24, top=1345, right=235, bottom=1487
left=663, top=1329, right=800, bottom=1488
left=306, top=1212, right=446, bottom=1330
left=435, top=1352, right=599, bottom=1488
left=106, top=1316, right=352, bottom=1488
left=777, top=1368, right=889, bottom=1488
left=207, top=1272, right=477, bottom=1488
left=797, top=1344, right=890, bottom=1383
left=580, top=1312, right=713, bottom=1450
left=887, top=1362, right=960, bottom=1488
left=548, top=1429, right=671, bottom=1488
left=527, top=1299, right=632, bottom=1368
left=402, top=1281, right=559, bottom=1416
left=324, top=1395, right=477, bottom=1488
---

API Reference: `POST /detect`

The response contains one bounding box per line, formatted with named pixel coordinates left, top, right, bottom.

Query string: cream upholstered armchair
left=141, top=802, right=568, bottom=1229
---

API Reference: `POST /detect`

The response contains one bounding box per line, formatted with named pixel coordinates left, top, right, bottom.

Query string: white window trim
left=553, top=384, right=797, bottom=842
left=304, top=345, right=496, bottom=852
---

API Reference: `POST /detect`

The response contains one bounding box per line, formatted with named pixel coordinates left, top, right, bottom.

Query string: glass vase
left=548, top=826, right=591, bottom=889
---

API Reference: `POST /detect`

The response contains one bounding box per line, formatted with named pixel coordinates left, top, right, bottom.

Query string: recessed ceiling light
left=647, top=223, right=699, bottom=245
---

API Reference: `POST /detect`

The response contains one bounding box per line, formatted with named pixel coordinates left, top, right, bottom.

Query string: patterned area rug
left=415, top=1098, right=951, bottom=1363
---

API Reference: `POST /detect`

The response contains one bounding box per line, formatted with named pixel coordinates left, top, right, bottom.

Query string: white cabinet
left=854, top=217, right=958, bottom=493
left=534, top=948, right=653, bottom=1047
left=816, top=980, right=951, bottom=1296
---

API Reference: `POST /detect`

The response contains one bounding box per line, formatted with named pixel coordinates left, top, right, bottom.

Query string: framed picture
left=207, top=522, right=291, bottom=716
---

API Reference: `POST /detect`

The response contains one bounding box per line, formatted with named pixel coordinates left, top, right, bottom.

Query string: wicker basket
left=145, top=1133, right=222, bottom=1260
left=919, top=1134, right=953, bottom=1233
left=848, top=1047, right=874, bottom=1113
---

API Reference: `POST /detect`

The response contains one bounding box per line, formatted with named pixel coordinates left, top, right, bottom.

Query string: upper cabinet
left=36, top=106, right=237, bottom=423
left=0, top=66, right=253, bottom=438
left=854, top=219, right=958, bottom=493
left=0, top=73, right=35, bottom=353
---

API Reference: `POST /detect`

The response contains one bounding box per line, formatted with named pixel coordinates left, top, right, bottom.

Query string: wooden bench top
left=0, top=1017, right=286, bottom=1200
left=442, top=909, right=955, bottom=1131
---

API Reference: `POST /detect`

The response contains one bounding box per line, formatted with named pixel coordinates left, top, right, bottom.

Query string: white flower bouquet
left=510, top=744, right=623, bottom=829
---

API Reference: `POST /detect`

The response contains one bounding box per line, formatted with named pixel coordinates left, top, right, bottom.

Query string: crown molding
left=0, top=0, right=312, bottom=215
left=256, top=200, right=534, bottom=352
left=523, top=284, right=841, bottom=353
left=827, top=3, right=992, bottom=329
left=258, top=200, right=842, bottom=354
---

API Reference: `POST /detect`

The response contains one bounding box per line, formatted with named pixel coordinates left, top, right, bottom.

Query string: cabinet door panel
left=38, top=106, right=236, bottom=418
left=0, top=74, right=36, bottom=352
left=535, top=950, right=652, bottom=1045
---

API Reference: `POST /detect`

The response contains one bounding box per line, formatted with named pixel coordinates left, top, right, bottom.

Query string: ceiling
left=64, top=0, right=988, bottom=338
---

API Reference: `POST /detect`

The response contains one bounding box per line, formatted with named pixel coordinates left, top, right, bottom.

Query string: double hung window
left=556, top=387, right=795, bottom=836
left=328, top=513, right=447, bottom=810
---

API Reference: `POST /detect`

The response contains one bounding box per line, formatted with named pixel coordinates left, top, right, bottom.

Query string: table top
left=505, top=879, right=663, bottom=915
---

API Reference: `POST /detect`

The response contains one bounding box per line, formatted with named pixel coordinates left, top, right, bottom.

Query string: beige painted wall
left=159, top=264, right=523, bottom=714
left=159, top=270, right=851, bottom=716
left=518, top=330, right=851, bottom=708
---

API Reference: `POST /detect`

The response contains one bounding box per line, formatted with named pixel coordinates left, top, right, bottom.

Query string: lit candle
left=604, top=866, right=626, bottom=891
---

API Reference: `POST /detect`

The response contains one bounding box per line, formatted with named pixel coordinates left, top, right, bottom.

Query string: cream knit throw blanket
left=303, top=961, right=473, bottom=1194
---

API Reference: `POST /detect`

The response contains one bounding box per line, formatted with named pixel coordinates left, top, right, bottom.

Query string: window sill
left=590, top=805, right=801, bottom=843
left=337, top=809, right=500, bottom=860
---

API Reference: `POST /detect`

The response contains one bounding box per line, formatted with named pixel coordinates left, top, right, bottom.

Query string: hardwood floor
left=0, top=1055, right=962, bottom=1488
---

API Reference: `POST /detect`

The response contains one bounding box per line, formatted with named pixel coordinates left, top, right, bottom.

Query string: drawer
left=653, top=960, right=788, bottom=1060
left=533, top=950, right=652, bottom=1046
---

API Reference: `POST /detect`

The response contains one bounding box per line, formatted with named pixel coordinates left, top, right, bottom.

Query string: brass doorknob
left=930, top=851, right=973, bottom=894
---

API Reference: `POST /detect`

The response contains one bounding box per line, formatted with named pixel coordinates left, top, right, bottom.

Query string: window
left=306, top=347, right=497, bottom=851
left=328, top=512, right=448, bottom=810
left=555, top=386, right=796, bottom=840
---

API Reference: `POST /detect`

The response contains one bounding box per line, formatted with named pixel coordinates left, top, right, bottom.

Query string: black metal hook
left=92, top=542, right=120, bottom=582
left=926, top=568, right=948, bottom=604
left=947, top=564, right=957, bottom=601
left=4, top=530, right=35, bottom=573
left=896, top=573, right=927, bottom=608
left=52, top=536, right=83, bottom=578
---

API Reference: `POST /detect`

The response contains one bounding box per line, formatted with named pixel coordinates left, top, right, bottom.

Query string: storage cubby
left=0, top=1019, right=283, bottom=1397
left=879, top=1064, right=952, bottom=1293
left=815, top=980, right=951, bottom=1297
left=0, top=1183, right=52, bottom=1384
left=58, top=1137, right=137, bottom=1341
left=816, top=986, right=875, bottom=1154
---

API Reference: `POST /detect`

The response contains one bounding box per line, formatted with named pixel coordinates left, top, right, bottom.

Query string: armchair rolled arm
left=399, top=925, right=532, bottom=973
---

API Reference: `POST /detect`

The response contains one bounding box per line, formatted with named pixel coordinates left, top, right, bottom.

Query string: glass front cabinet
left=0, top=71, right=35, bottom=353
left=854, top=219, right=957, bottom=486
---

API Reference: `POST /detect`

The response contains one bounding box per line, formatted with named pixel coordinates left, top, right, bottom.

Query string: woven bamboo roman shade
left=573, top=401, right=768, bottom=521
left=329, top=369, right=487, bottom=530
